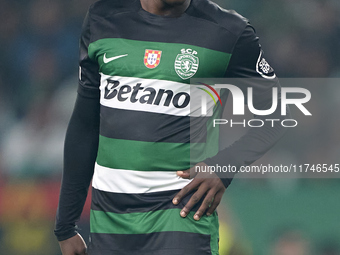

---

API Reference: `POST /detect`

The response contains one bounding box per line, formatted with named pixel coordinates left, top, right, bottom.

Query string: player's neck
left=140, top=0, right=191, bottom=17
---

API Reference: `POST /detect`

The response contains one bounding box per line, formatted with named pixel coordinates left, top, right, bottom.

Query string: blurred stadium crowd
left=0, top=0, right=339, bottom=254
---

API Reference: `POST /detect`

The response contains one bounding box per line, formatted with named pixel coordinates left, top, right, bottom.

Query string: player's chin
left=162, top=0, right=189, bottom=6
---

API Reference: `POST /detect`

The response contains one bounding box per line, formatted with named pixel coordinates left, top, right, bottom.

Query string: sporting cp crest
left=144, top=49, right=162, bottom=69
left=174, top=49, right=199, bottom=80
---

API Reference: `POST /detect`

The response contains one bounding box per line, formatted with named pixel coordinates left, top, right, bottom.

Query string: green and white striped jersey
left=68, top=0, right=281, bottom=254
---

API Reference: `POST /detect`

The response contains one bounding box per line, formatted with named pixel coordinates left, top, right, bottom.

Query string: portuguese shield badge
left=144, top=49, right=162, bottom=69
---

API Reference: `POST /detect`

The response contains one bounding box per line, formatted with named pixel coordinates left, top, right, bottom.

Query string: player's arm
left=55, top=11, right=100, bottom=255
left=174, top=25, right=290, bottom=220
left=203, top=25, right=290, bottom=184
left=55, top=91, right=100, bottom=240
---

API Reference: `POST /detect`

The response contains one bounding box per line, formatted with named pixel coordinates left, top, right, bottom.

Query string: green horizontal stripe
left=96, top=135, right=210, bottom=171
left=90, top=208, right=218, bottom=235
left=88, top=38, right=231, bottom=83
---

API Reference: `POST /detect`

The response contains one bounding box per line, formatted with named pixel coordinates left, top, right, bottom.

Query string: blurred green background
left=0, top=0, right=339, bottom=254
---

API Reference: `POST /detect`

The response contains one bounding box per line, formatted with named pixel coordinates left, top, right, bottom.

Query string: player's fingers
left=206, top=190, right=224, bottom=216
left=172, top=179, right=200, bottom=205
left=176, top=169, right=191, bottom=179
left=193, top=189, right=215, bottom=220
left=180, top=184, right=208, bottom=218
left=177, top=164, right=199, bottom=179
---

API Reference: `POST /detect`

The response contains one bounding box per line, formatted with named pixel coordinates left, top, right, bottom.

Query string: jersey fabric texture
left=55, top=0, right=288, bottom=254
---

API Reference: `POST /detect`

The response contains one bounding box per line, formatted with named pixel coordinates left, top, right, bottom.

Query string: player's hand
left=59, top=233, right=87, bottom=255
left=172, top=162, right=226, bottom=221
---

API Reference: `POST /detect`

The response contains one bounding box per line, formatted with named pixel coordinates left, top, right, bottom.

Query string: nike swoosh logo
left=103, top=53, right=128, bottom=63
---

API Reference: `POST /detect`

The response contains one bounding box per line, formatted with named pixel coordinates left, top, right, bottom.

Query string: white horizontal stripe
left=100, top=74, right=191, bottom=116
left=99, top=75, right=216, bottom=117
left=92, top=163, right=192, bottom=194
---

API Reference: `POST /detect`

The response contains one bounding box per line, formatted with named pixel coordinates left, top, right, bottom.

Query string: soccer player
left=55, top=0, right=288, bottom=254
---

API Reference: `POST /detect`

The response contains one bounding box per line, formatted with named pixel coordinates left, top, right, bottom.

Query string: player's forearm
left=55, top=94, right=100, bottom=241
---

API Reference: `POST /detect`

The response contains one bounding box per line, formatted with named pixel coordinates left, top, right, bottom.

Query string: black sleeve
left=204, top=25, right=290, bottom=188
left=54, top=11, right=101, bottom=241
